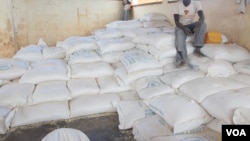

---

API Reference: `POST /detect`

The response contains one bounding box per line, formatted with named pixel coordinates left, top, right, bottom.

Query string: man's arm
left=195, top=10, right=205, bottom=33
left=174, top=14, right=193, bottom=35
left=197, top=10, right=205, bottom=25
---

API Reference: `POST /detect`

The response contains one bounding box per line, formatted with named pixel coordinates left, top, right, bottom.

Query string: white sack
left=206, top=60, right=236, bottom=77
left=120, top=27, right=161, bottom=39
left=0, top=58, right=30, bottom=80
left=97, top=37, right=135, bottom=54
left=67, top=78, right=100, bottom=98
left=206, top=118, right=227, bottom=133
left=229, top=73, right=250, bottom=86
left=148, top=33, right=175, bottom=50
left=99, top=51, right=123, bottom=63
left=132, top=32, right=191, bottom=50
left=37, top=38, right=48, bottom=48
left=135, top=44, right=149, bottom=53
left=133, top=115, right=172, bottom=141
left=201, top=43, right=250, bottom=63
left=201, top=87, right=250, bottom=124
left=146, top=94, right=212, bottom=134
left=114, top=64, right=163, bottom=85
left=134, top=76, right=174, bottom=100
left=188, top=54, right=213, bottom=73
left=160, top=68, right=205, bottom=89
left=233, top=107, right=250, bottom=125
left=60, top=36, right=98, bottom=55
left=70, top=61, right=114, bottom=79
left=93, top=28, right=124, bottom=40
left=19, top=59, right=69, bottom=84
left=0, top=82, right=35, bottom=107
left=69, top=94, right=120, bottom=118
left=148, top=42, right=194, bottom=60
left=0, top=80, right=10, bottom=87
left=97, top=75, right=132, bottom=94
left=159, top=57, right=176, bottom=66
left=233, top=59, right=250, bottom=75
left=163, top=62, right=190, bottom=74
left=0, top=107, right=15, bottom=134
left=117, top=90, right=140, bottom=101
left=42, top=46, right=66, bottom=59
left=113, top=100, right=155, bottom=130
left=13, top=45, right=44, bottom=62
left=152, top=33, right=193, bottom=50
left=120, top=50, right=162, bottom=73
left=132, top=34, right=151, bottom=45
left=67, top=49, right=102, bottom=64
left=179, top=77, right=248, bottom=103
left=42, top=128, right=90, bottom=141
left=11, top=101, right=70, bottom=127
left=29, top=81, right=71, bottom=105
left=142, top=20, right=172, bottom=28
left=148, top=45, right=176, bottom=60
left=105, top=20, right=143, bottom=29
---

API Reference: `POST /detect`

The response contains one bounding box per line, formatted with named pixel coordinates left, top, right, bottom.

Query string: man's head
left=183, top=0, right=191, bottom=7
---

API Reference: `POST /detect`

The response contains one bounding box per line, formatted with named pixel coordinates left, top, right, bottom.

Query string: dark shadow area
left=0, top=113, right=136, bottom=141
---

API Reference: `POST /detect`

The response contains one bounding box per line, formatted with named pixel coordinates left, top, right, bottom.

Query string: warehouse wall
left=0, top=0, right=16, bottom=58
left=10, top=0, right=122, bottom=49
left=132, top=0, right=250, bottom=50
left=0, top=0, right=250, bottom=58
left=202, top=0, right=250, bottom=50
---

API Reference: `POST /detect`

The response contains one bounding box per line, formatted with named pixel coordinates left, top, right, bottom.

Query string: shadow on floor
left=0, top=113, right=136, bottom=141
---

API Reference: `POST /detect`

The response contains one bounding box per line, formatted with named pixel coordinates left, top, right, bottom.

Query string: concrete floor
left=0, top=113, right=136, bottom=141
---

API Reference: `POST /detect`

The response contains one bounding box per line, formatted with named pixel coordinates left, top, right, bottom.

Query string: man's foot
left=176, top=60, right=185, bottom=68
left=194, top=48, right=205, bottom=57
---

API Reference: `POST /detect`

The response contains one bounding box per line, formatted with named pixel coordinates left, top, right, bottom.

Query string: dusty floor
left=0, top=113, right=136, bottom=141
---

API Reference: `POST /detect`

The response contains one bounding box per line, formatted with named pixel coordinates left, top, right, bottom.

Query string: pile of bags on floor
left=1, top=12, right=250, bottom=141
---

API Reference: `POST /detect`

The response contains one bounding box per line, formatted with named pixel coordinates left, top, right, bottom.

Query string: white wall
left=11, top=0, right=123, bottom=48
left=0, top=0, right=16, bottom=58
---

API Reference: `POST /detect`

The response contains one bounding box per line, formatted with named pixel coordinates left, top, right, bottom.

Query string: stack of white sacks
left=0, top=12, right=250, bottom=141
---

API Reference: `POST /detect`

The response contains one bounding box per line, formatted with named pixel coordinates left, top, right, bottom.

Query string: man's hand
left=184, top=27, right=193, bottom=35
left=174, top=14, right=193, bottom=36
